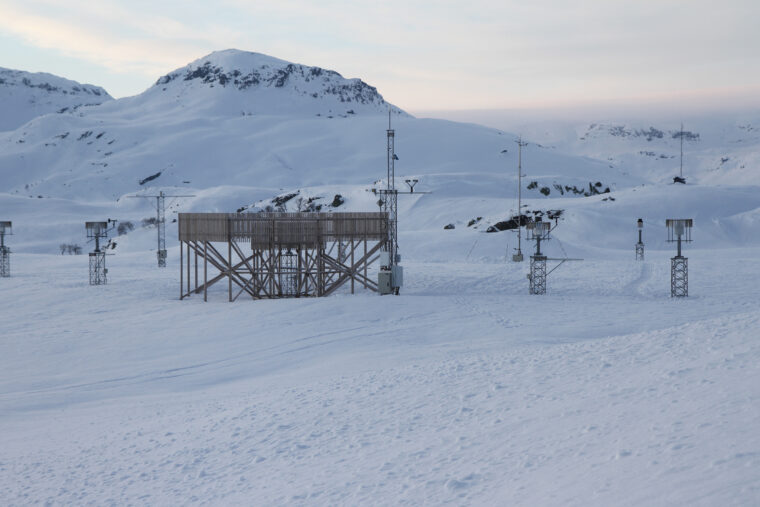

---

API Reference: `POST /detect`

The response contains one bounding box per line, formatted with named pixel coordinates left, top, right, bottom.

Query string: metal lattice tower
left=0, top=221, right=11, bottom=278
left=513, top=138, right=528, bottom=262
left=378, top=110, right=402, bottom=295
left=671, top=257, right=688, bottom=297
left=666, top=218, right=692, bottom=297
left=86, top=220, right=114, bottom=285
left=527, top=221, right=551, bottom=295
left=635, top=218, right=645, bottom=261
left=129, top=191, right=194, bottom=267
left=384, top=112, right=398, bottom=267
left=529, top=255, right=547, bottom=294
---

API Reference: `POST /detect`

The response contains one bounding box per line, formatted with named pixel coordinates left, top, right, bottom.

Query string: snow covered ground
left=1, top=246, right=758, bottom=505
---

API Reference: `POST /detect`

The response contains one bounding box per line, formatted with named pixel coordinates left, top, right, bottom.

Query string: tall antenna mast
left=513, top=137, right=528, bottom=262
left=378, top=108, right=403, bottom=295
left=128, top=191, right=194, bottom=267
left=387, top=108, right=397, bottom=266
left=680, top=122, right=684, bottom=179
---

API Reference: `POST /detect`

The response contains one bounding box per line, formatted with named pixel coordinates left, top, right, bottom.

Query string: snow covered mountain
left=0, top=49, right=642, bottom=254
left=0, top=67, right=112, bottom=132
left=509, top=115, right=760, bottom=187
left=149, top=49, right=400, bottom=116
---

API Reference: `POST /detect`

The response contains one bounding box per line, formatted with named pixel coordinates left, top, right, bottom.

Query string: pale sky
left=1, top=0, right=758, bottom=115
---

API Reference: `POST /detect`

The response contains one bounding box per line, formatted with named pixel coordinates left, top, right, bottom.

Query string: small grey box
left=392, top=265, right=403, bottom=287
left=378, top=271, right=393, bottom=294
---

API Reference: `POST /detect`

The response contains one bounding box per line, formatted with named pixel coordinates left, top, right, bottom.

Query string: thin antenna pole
left=514, top=137, right=528, bottom=261
left=680, top=122, right=684, bottom=179
left=128, top=192, right=194, bottom=267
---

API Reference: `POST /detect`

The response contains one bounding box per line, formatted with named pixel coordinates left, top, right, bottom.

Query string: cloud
left=0, top=0, right=221, bottom=77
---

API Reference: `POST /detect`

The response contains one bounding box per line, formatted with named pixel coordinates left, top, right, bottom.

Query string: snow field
left=1, top=248, right=759, bottom=505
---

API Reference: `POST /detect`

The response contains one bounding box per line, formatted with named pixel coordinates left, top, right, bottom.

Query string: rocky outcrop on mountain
left=580, top=123, right=700, bottom=142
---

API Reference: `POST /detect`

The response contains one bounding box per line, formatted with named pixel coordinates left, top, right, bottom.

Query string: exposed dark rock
left=272, top=191, right=299, bottom=207
left=139, top=171, right=162, bottom=185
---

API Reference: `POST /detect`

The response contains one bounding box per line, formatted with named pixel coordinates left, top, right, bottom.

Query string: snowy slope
left=1, top=248, right=758, bottom=505
left=0, top=67, right=112, bottom=132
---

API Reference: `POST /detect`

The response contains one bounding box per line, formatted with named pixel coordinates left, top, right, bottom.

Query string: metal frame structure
left=666, top=218, right=692, bottom=297
left=0, top=221, right=11, bottom=278
left=178, top=212, right=388, bottom=301
left=86, top=220, right=115, bottom=285
left=128, top=191, right=194, bottom=267
left=635, top=218, right=644, bottom=261
left=377, top=110, right=402, bottom=294
left=525, top=220, right=582, bottom=295
left=527, top=221, right=550, bottom=294
left=671, top=257, right=688, bottom=298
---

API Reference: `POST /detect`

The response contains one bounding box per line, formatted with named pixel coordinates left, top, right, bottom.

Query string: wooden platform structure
left=178, top=212, right=388, bottom=301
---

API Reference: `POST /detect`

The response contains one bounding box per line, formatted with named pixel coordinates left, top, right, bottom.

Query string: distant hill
left=0, top=67, right=112, bottom=131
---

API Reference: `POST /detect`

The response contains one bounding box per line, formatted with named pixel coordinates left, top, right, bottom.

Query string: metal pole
left=513, top=137, right=527, bottom=262
left=518, top=139, right=522, bottom=257
left=204, top=241, right=207, bottom=302
left=680, top=122, right=684, bottom=179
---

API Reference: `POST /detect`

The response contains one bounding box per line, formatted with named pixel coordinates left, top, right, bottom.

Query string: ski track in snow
left=1, top=250, right=759, bottom=505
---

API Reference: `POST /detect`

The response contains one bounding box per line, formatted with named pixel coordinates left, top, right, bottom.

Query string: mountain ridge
left=0, top=67, right=112, bottom=131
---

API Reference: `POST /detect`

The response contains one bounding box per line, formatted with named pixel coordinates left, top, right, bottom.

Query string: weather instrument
left=404, top=179, right=419, bottom=193
left=635, top=218, right=644, bottom=261
left=128, top=191, right=194, bottom=267
left=0, top=221, right=12, bottom=277
left=666, top=218, right=692, bottom=297
left=86, top=220, right=116, bottom=285
left=525, top=219, right=582, bottom=295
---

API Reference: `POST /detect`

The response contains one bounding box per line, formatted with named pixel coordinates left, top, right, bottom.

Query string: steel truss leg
left=0, top=247, right=9, bottom=277
left=671, top=256, right=688, bottom=297
left=529, top=255, right=547, bottom=295
left=636, top=243, right=644, bottom=261
left=89, top=251, right=107, bottom=285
